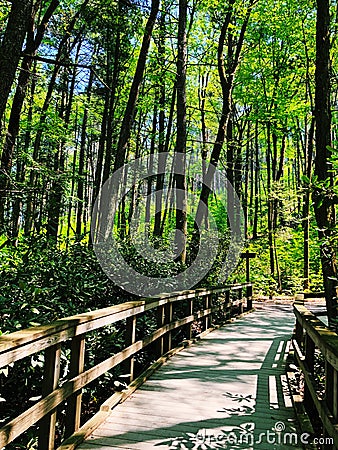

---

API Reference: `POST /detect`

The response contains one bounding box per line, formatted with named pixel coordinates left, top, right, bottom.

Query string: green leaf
left=301, top=174, right=310, bottom=184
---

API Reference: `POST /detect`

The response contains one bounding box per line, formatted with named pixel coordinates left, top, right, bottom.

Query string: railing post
left=204, top=295, right=210, bottom=330
left=238, top=288, right=243, bottom=315
left=229, top=289, right=234, bottom=318
left=331, top=368, right=338, bottom=448
left=304, top=333, right=316, bottom=415
left=325, top=361, right=335, bottom=445
left=38, top=343, right=61, bottom=450
left=326, top=361, right=335, bottom=412
left=295, top=318, right=303, bottom=346
left=333, top=369, right=338, bottom=422
left=185, top=297, right=193, bottom=340
left=124, top=315, right=136, bottom=382
left=246, top=284, right=253, bottom=311
left=163, top=302, right=173, bottom=353
left=65, top=334, right=85, bottom=438
left=224, top=290, right=230, bottom=320
left=156, top=304, right=165, bottom=358
left=245, top=250, right=250, bottom=283
left=209, top=294, right=213, bottom=326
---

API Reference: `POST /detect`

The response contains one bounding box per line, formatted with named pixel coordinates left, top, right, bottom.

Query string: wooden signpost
left=240, top=250, right=256, bottom=283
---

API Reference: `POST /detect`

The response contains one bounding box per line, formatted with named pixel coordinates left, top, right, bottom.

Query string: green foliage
left=0, top=236, right=138, bottom=448
left=246, top=221, right=323, bottom=295
left=0, top=237, right=131, bottom=333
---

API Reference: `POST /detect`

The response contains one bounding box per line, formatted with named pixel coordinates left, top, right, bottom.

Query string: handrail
left=0, top=284, right=249, bottom=367
left=0, top=282, right=253, bottom=450
left=292, top=302, right=338, bottom=448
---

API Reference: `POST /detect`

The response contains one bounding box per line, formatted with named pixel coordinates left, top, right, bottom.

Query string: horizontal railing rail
left=0, top=282, right=252, bottom=450
left=292, top=302, right=338, bottom=448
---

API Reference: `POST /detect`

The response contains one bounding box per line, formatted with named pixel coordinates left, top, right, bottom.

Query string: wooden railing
left=292, top=302, right=338, bottom=448
left=0, top=282, right=252, bottom=450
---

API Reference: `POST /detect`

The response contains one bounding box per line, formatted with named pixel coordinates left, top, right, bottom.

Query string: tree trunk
left=145, top=101, right=157, bottom=229
left=96, top=0, right=160, bottom=241
left=113, top=0, right=160, bottom=173
left=252, top=119, right=260, bottom=238
left=0, top=0, right=32, bottom=123
left=92, top=87, right=109, bottom=207
left=195, top=0, right=254, bottom=228
left=11, top=60, right=37, bottom=244
left=47, top=46, right=79, bottom=241
left=0, top=0, right=59, bottom=230
left=303, top=118, right=314, bottom=290
left=199, top=72, right=210, bottom=230
left=243, top=121, right=251, bottom=239
left=266, top=121, right=275, bottom=276
left=314, top=0, right=338, bottom=327
left=24, top=12, right=85, bottom=235
left=174, top=0, right=188, bottom=264
left=154, top=82, right=176, bottom=237
left=76, top=69, right=94, bottom=237
left=102, top=19, right=120, bottom=186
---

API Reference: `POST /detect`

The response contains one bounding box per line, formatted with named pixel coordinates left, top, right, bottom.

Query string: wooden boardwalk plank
left=78, top=304, right=303, bottom=449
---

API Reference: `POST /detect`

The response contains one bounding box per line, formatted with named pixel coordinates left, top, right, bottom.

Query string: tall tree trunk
left=47, top=46, right=79, bottom=241
left=227, top=111, right=235, bottom=226
left=24, top=12, right=85, bottom=235
left=113, top=0, right=160, bottom=173
left=199, top=72, right=210, bottom=230
left=0, top=0, right=59, bottom=230
left=252, top=119, right=260, bottom=239
left=302, top=20, right=315, bottom=291
left=195, top=0, right=255, bottom=228
left=67, top=106, right=79, bottom=243
left=92, top=87, right=109, bottom=207
left=102, top=17, right=120, bottom=186
left=153, top=10, right=167, bottom=238
left=243, top=121, right=251, bottom=239
left=127, top=109, right=143, bottom=233
left=145, top=101, right=157, bottom=229
left=76, top=69, right=94, bottom=237
left=266, top=121, right=274, bottom=275
left=154, top=82, right=176, bottom=237
left=303, top=118, right=314, bottom=290
left=0, top=0, right=32, bottom=123
left=314, top=0, right=338, bottom=327
left=199, top=72, right=209, bottom=179
left=96, top=0, right=160, bottom=241
left=11, top=60, right=37, bottom=244
left=174, top=0, right=188, bottom=264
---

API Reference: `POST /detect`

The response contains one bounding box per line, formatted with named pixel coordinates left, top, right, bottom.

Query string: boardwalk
left=79, top=303, right=301, bottom=449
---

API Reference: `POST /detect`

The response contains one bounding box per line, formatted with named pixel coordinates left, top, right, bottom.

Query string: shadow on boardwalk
left=80, top=304, right=303, bottom=449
